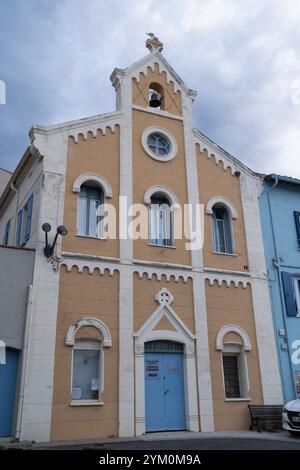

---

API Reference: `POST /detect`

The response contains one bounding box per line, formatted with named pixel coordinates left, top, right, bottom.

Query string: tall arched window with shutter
left=212, top=205, right=233, bottom=254
left=150, top=195, right=172, bottom=246
left=77, top=184, right=104, bottom=238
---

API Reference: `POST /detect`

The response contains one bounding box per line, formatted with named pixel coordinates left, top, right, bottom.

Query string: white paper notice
left=91, top=378, right=99, bottom=390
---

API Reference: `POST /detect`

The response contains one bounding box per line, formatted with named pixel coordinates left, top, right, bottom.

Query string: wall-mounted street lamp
left=42, top=223, right=68, bottom=258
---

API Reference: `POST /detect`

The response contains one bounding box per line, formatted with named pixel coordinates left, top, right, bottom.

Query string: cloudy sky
left=1, top=0, right=300, bottom=176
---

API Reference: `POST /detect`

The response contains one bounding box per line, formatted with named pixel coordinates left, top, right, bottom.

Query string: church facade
left=0, top=35, right=282, bottom=442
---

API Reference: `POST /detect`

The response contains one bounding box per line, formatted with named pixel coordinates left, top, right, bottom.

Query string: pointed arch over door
left=133, top=288, right=199, bottom=435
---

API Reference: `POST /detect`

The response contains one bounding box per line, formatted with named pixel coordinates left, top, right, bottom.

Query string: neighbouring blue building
left=260, top=174, right=300, bottom=403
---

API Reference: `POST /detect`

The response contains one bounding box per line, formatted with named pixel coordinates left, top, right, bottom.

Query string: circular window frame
left=141, top=126, right=178, bottom=162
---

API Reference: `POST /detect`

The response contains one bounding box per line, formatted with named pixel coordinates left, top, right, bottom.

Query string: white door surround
left=133, top=288, right=199, bottom=435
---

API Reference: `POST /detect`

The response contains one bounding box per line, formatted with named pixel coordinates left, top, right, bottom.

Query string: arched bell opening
left=149, top=82, right=165, bottom=109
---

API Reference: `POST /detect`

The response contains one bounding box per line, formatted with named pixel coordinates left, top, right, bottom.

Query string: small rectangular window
left=72, top=345, right=100, bottom=401
left=223, top=354, right=241, bottom=398
left=3, top=219, right=11, bottom=246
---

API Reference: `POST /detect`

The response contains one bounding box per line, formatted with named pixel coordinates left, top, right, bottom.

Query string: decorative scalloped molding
left=69, top=119, right=120, bottom=143
left=195, top=140, right=239, bottom=176
left=60, top=256, right=193, bottom=283
left=133, top=63, right=181, bottom=94
left=30, top=112, right=122, bottom=145
left=60, top=254, right=253, bottom=288
left=204, top=274, right=250, bottom=289
left=61, top=259, right=120, bottom=277
left=133, top=269, right=193, bottom=283
left=111, top=50, right=197, bottom=98
left=193, top=129, right=257, bottom=178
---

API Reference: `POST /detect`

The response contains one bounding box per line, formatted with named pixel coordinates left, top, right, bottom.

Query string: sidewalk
left=0, top=430, right=298, bottom=450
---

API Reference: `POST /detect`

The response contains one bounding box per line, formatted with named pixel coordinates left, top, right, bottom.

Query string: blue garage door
left=145, top=341, right=186, bottom=432
left=0, top=348, right=19, bottom=437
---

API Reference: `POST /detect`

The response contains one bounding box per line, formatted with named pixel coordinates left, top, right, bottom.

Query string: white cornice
left=59, top=251, right=258, bottom=287
left=29, top=111, right=122, bottom=143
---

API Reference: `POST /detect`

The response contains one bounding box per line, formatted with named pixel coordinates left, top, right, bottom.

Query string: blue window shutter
left=16, top=209, right=23, bottom=247
left=282, top=271, right=298, bottom=317
left=224, top=209, right=233, bottom=254
left=25, top=194, right=33, bottom=241
left=294, top=211, right=300, bottom=248
left=3, top=219, right=10, bottom=245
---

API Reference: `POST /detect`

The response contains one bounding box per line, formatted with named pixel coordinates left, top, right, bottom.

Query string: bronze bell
left=149, top=92, right=161, bottom=108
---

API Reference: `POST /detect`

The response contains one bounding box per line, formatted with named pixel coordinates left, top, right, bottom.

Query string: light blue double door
left=145, top=342, right=186, bottom=432
left=0, top=348, right=19, bottom=437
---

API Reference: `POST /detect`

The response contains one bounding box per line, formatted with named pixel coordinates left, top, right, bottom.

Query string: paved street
left=2, top=431, right=300, bottom=451
left=99, top=437, right=300, bottom=451
left=12, top=431, right=297, bottom=451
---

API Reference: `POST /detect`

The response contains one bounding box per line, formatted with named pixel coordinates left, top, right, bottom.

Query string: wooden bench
left=248, top=404, right=283, bottom=432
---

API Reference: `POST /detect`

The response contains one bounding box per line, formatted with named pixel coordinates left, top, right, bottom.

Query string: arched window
left=216, top=325, right=251, bottom=400
left=150, top=195, right=172, bottom=246
left=77, top=184, right=104, bottom=238
left=66, top=317, right=112, bottom=404
left=212, top=205, right=233, bottom=254
left=72, top=339, right=101, bottom=401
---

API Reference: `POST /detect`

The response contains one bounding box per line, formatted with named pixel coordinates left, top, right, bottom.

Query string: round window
left=141, top=127, right=178, bottom=162
left=147, top=132, right=171, bottom=157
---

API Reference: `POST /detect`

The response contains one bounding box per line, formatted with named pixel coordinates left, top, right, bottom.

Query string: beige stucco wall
left=132, top=63, right=182, bottom=115
left=206, top=282, right=263, bottom=430
left=197, top=146, right=249, bottom=272
left=50, top=266, right=119, bottom=441
left=132, top=108, right=191, bottom=266
left=133, top=274, right=195, bottom=334
left=62, top=127, right=120, bottom=258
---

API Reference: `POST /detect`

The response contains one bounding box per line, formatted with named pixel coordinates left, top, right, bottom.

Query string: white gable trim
left=134, top=303, right=195, bottom=344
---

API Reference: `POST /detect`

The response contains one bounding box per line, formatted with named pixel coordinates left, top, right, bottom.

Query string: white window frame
left=221, top=343, right=250, bottom=401
left=77, top=188, right=105, bottom=239
left=149, top=198, right=173, bottom=247
left=211, top=205, right=234, bottom=254
left=141, top=126, right=178, bottom=162
left=216, top=324, right=251, bottom=402
left=70, top=339, right=104, bottom=406
left=293, top=277, right=300, bottom=318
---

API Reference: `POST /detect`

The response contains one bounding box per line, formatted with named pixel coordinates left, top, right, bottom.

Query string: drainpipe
left=15, top=284, right=33, bottom=440
left=263, top=176, right=294, bottom=400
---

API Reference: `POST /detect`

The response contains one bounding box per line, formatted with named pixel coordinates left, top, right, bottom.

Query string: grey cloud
left=1, top=0, right=300, bottom=176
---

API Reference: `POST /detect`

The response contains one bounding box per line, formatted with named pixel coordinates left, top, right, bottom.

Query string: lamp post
left=42, top=223, right=68, bottom=258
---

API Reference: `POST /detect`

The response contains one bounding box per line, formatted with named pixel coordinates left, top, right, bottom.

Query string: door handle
left=164, top=389, right=170, bottom=395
